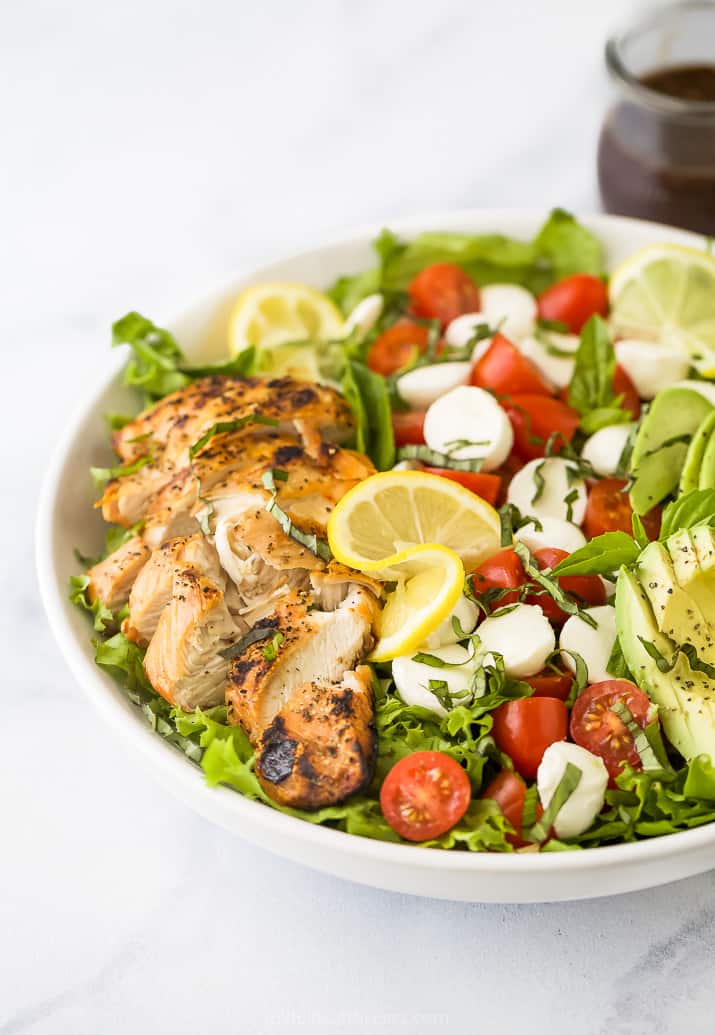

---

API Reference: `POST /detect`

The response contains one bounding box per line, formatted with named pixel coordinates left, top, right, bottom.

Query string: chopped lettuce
left=112, top=312, right=255, bottom=405
left=329, top=209, right=605, bottom=314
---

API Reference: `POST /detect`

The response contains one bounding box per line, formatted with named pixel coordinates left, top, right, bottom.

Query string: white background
left=3, top=2, right=715, bottom=1033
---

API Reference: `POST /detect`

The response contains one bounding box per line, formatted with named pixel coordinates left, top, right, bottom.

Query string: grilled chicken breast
left=89, top=373, right=381, bottom=807
left=225, top=585, right=378, bottom=807
left=86, top=535, right=151, bottom=610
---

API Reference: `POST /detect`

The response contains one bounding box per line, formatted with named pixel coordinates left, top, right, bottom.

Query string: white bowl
left=36, top=209, right=715, bottom=902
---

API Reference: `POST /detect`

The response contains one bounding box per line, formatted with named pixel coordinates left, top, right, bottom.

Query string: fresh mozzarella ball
left=614, top=339, right=689, bottom=400
left=343, top=293, right=383, bottom=337
left=581, top=422, right=634, bottom=477
left=423, top=385, right=514, bottom=470
left=480, top=284, right=538, bottom=342
left=392, top=459, right=422, bottom=471
left=397, top=362, right=471, bottom=409
left=392, top=643, right=476, bottom=716
left=513, top=516, right=587, bottom=555
left=422, top=594, right=480, bottom=649
left=476, top=603, right=555, bottom=678
left=445, top=312, right=491, bottom=349
left=519, top=335, right=577, bottom=389
left=507, top=457, right=588, bottom=525
left=559, top=604, right=617, bottom=684
left=600, top=576, right=617, bottom=599
left=671, top=380, right=715, bottom=406
left=537, top=742, right=608, bottom=839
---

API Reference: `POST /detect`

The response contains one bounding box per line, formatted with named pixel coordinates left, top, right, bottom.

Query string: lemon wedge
left=228, top=282, right=345, bottom=376
left=609, top=244, right=715, bottom=374
left=368, top=544, right=465, bottom=662
left=327, top=470, right=501, bottom=574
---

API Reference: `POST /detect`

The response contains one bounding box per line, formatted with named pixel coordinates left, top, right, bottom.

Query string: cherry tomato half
left=380, top=750, right=472, bottom=841
left=613, top=364, right=641, bottom=419
left=570, top=679, right=656, bottom=782
left=502, top=394, right=581, bottom=461
left=491, top=697, right=568, bottom=779
left=524, top=670, right=574, bottom=700
left=537, top=274, right=609, bottom=333
left=471, top=333, right=553, bottom=397
left=524, top=547, right=606, bottom=623
left=470, top=547, right=527, bottom=606
left=391, top=409, right=426, bottom=446
left=422, top=467, right=501, bottom=506
left=481, top=770, right=533, bottom=847
left=583, top=479, right=661, bottom=540
left=367, top=319, right=430, bottom=376
left=408, top=263, right=480, bottom=326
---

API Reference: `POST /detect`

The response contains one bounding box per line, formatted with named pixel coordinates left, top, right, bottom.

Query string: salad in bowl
left=68, top=209, right=715, bottom=855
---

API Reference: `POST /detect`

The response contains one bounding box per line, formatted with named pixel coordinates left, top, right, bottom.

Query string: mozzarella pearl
left=423, top=385, right=514, bottom=470
left=519, top=334, right=578, bottom=389
left=476, top=603, right=555, bottom=678
left=614, top=339, right=689, bottom=400
left=445, top=312, right=492, bottom=349
left=513, top=516, right=587, bottom=555
left=343, top=293, right=383, bottom=337
left=397, top=362, right=471, bottom=410
left=537, top=742, right=608, bottom=839
left=480, top=284, right=538, bottom=342
left=392, top=643, right=476, bottom=716
left=581, top=423, right=634, bottom=477
left=422, top=594, right=480, bottom=649
left=507, top=457, right=588, bottom=525
left=559, top=604, right=617, bottom=684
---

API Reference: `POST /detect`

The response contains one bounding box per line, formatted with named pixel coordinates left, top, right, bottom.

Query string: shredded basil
left=219, top=625, right=275, bottom=660
left=189, top=414, right=279, bottom=460
left=396, top=445, right=485, bottom=472
left=526, top=762, right=582, bottom=842
left=261, top=469, right=332, bottom=562
left=610, top=700, right=661, bottom=771
left=531, top=461, right=546, bottom=505
left=262, top=631, right=285, bottom=662
left=90, top=452, right=153, bottom=489
left=513, top=542, right=598, bottom=628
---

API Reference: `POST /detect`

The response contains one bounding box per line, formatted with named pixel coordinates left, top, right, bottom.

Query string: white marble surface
left=4, top=1, right=715, bottom=1032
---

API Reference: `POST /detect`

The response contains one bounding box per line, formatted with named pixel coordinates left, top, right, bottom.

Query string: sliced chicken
left=86, top=536, right=151, bottom=610
left=225, top=585, right=378, bottom=807
left=124, top=533, right=224, bottom=647
left=256, top=666, right=376, bottom=808
left=144, top=568, right=239, bottom=711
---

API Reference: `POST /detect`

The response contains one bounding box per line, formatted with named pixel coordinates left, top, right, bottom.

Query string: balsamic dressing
left=598, top=64, right=715, bottom=234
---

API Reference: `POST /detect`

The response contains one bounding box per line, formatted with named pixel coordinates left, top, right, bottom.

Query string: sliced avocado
left=682, top=525, right=715, bottom=618
left=616, top=567, right=715, bottom=762
left=629, top=387, right=713, bottom=515
left=699, top=427, right=715, bottom=490
left=636, top=539, right=715, bottom=664
left=667, top=529, right=702, bottom=591
left=680, top=411, right=715, bottom=494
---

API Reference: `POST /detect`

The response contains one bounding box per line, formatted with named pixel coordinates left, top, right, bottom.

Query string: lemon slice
left=609, top=244, right=715, bottom=373
left=228, top=283, right=345, bottom=364
left=327, top=470, right=500, bottom=574
left=368, top=544, right=465, bottom=662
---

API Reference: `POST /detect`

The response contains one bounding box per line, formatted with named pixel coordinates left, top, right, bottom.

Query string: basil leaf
left=189, top=414, right=279, bottom=459
left=90, top=452, right=153, bottom=489
left=550, top=531, right=640, bottom=577
left=396, top=445, right=484, bottom=472
left=567, top=316, right=630, bottom=433
left=219, top=625, right=276, bottom=660
left=606, top=636, right=633, bottom=680
left=526, top=763, right=583, bottom=842
left=342, top=360, right=395, bottom=470
left=513, top=542, right=597, bottom=627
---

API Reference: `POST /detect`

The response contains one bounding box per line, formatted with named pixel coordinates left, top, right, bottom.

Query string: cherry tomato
left=537, top=274, right=609, bottom=333
left=380, top=750, right=471, bottom=841
left=422, top=467, right=501, bottom=506
left=481, top=770, right=533, bottom=847
left=391, top=409, right=426, bottom=446
left=367, top=319, right=430, bottom=376
left=613, top=364, right=641, bottom=419
left=471, top=333, right=553, bottom=397
left=470, top=547, right=527, bottom=605
left=491, top=697, right=568, bottom=779
left=524, top=670, right=574, bottom=700
left=408, top=263, right=480, bottom=326
left=583, top=478, right=661, bottom=539
left=502, top=393, right=581, bottom=461
left=570, top=679, right=656, bottom=782
left=524, top=546, right=606, bottom=623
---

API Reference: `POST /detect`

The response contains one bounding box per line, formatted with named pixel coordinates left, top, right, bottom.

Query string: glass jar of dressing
left=598, top=1, right=715, bottom=234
